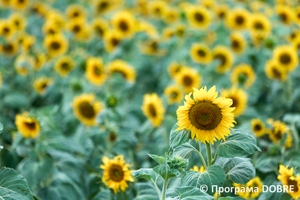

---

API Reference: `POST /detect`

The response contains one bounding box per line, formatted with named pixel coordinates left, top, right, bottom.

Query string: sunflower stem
left=150, top=180, right=161, bottom=198
left=161, top=179, right=168, bottom=200
left=196, top=150, right=207, bottom=169
left=206, top=142, right=212, bottom=167
left=211, top=152, right=218, bottom=165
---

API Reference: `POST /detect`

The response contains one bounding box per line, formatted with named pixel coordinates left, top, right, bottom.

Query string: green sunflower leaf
left=169, top=123, right=191, bottom=149
left=218, top=197, right=246, bottom=200
left=92, top=190, right=111, bottom=200
left=166, top=186, right=214, bottom=200
left=173, top=139, right=201, bottom=159
left=214, top=157, right=255, bottom=184
left=132, top=168, right=160, bottom=183
left=148, top=154, right=165, bottom=164
left=217, top=131, right=261, bottom=158
left=0, top=167, right=34, bottom=200
left=153, top=164, right=176, bottom=180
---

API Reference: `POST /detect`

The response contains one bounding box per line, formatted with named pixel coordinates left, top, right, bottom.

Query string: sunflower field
left=1, top=0, right=300, bottom=199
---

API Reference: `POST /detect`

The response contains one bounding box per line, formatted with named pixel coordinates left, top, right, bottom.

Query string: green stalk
left=161, top=179, right=168, bottom=200
left=206, top=143, right=212, bottom=167
left=150, top=180, right=161, bottom=198
left=211, top=152, right=218, bottom=165
left=196, top=151, right=207, bottom=169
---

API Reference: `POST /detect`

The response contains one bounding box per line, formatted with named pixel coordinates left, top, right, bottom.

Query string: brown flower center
left=93, top=66, right=102, bottom=76
left=194, top=12, right=204, bottom=22
left=148, top=103, right=157, bottom=117
left=279, top=53, right=291, bottom=65
left=272, top=67, right=282, bottom=79
left=183, top=75, right=193, bottom=86
left=189, top=101, right=222, bottom=130
left=288, top=178, right=299, bottom=193
left=235, top=15, right=245, bottom=25
left=50, top=41, right=61, bottom=50
left=72, top=25, right=81, bottom=33
left=24, top=121, right=36, bottom=130
left=111, top=38, right=120, bottom=47
left=109, top=164, right=124, bottom=182
left=197, top=49, right=206, bottom=57
left=254, top=124, right=262, bottom=131
left=231, top=39, right=240, bottom=49
left=78, top=101, right=95, bottom=118
left=214, top=53, right=226, bottom=66
left=230, top=96, right=238, bottom=108
left=254, top=22, right=264, bottom=30
left=61, top=62, right=70, bottom=71
left=119, top=20, right=128, bottom=31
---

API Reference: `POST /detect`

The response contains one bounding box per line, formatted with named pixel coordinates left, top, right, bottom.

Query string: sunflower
left=92, top=18, right=108, bottom=38
left=268, top=119, right=292, bottom=148
left=190, top=165, right=205, bottom=173
left=273, top=45, right=298, bottom=72
left=212, top=46, right=234, bottom=73
left=15, top=54, right=34, bottom=76
left=54, top=56, right=75, bottom=77
left=0, top=41, right=18, bottom=56
left=278, top=165, right=300, bottom=199
left=15, top=112, right=40, bottom=138
left=249, top=13, right=272, bottom=39
left=103, top=30, right=122, bottom=53
left=141, top=93, right=165, bottom=127
left=265, top=59, right=287, bottom=81
left=44, top=33, right=68, bottom=57
left=221, top=87, right=247, bottom=117
left=162, top=27, right=174, bottom=41
left=34, top=53, right=46, bottom=71
left=175, top=67, right=201, bottom=93
left=137, top=21, right=158, bottom=38
left=294, top=7, right=300, bottom=24
left=230, top=32, right=247, bottom=55
left=231, top=64, right=256, bottom=88
left=46, top=11, right=66, bottom=29
left=164, top=7, right=180, bottom=24
left=9, top=13, right=26, bottom=31
left=72, top=93, right=103, bottom=126
left=42, top=21, right=61, bottom=35
left=147, top=0, right=167, bottom=19
left=21, top=35, right=36, bottom=52
left=186, top=6, right=211, bottom=29
left=168, top=62, right=183, bottom=78
left=0, top=20, right=15, bottom=38
left=276, top=5, right=294, bottom=24
left=65, top=4, right=87, bottom=20
left=33, top=77, right=54, bottom=95
left=278, top=165, right=294, bottom=186
left=100, top=155, right=134, bottom=194
left=251, top=118, right=266, bottom=137
left=176, top=86, right=235, bottom=144
left=214, top=4, right=229, bottom=19
left=67, top=19, right=91, bottom=41
left=234, top=177, right=263, bottom=199
left=140, top=38, right=166, bottom=56
left=174, top=24, right=186, bottom=38
left=190, top=43, right=212, bottom=64
left=164, top=85, right=183, bottom=104
left=226, top=8, right=250, bottom=30
left=292, top=35, right=300, bottom=51
left=112, top=11, right=136, bottom=38
left=94, top=0, right=122, bottom=15
left=108, top=60, right=136, bottom=83
left=0, top=0, right=11, bottom=7
left=31, top=1, right=49, bottom=16
left=85, top=57, right=106, bottom=85
left=11, top=0, right=29, bottom=9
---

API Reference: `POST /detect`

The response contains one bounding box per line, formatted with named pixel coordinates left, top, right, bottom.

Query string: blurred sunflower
left=100, top=155, right=134, bottom=194
left=221, top=87, right=247, bottom=117
left=11, top=0, right=29, bottom=9
left=112, top=11, right=136, bottom=38
left=226, top=8, right=250, bottom=30
left=72, top=93, right=103, bottom=126
left=190, top=165, right=205, bottom=173
left=141, top=93, right=165, bottom=127
left=234, top=177, right=263, bottom=199
left=67, top=19, right=91, bottom=41
left=140, top=38, right=166, bottom=56
left=66, top=4, right=87, bottom=20
left=176, top=86, right=235, bottom=144
left=46, top=11, right=66, bottom=29
left=54, top=56, right=75, bottom=77
left=0, top=0, right=11, bottom=7
left=103, top=30, right=122, bottom=53
left=273, top=45, right=298, bottom=71
left=162, top=27, right=174, bottom=41
left=212, top=46, right=234, bottom=73
left=9, top=13, right=26, bottom=31
left=92, top=18, right=108, bottom=38
left=14, top=54, right=34, bottom=76
left=33, top=77, right=54, bottom=95
left=251, top=118, right=266, bottom=137
left=94, top=0, right=122, bottom=15
left=278, top=165, right=300, bottom=199
left=231, top=64, right=256, bottom=88
left=168, top=62, right=182, bottom=78
left=294, top=7, right=300, bottom=24
left=44, top=33, right=69, bottom=57
left=31, top=1, right=49, bottom=16
left=164, top=7, right=180, bottom=24
left=249, top=13, right=271, bottom=39
left=292, top=36, right=300, bottom=51
left=186, top=6, right=211, bottom=29
left=107, top=60, right=136, bottom=83
left=276, top=5, right=294, bottom=24
left=42, top=21, right=61, bottom=35
left=190, top=43, right=212, bottom=64
left=21, top=35, right=36, bottom=52
left=137, top=21, right=158, bottom=38
left=0, top=41, right=18, bottom=56
left=15, top=112, right=40, bottom=138
left=265, top=59, right=287, bottom=81
left=214, top=4, right=228, bottom=19
left=230, top=32, right=247, bottom=55
left=175, top=67, right=201, bottom=93
left=34, top=53, right=46, bottom=71
left=85, top=57, right=106, bottom=85
left=0, top=20, right=15, bottom=38
left=268, top=119, right=292, bottom=148
left=147, top=0, right=167, bottom=19
left=174, top=24, right=186, bottom=38
left=164, top=85, right=183, bottom=104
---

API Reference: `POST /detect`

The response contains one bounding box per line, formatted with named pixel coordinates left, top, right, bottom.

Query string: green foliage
left=169, top=124, right=191, bottom=150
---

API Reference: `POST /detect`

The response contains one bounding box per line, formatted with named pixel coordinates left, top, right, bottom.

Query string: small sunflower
left=54, top=56, right=75, bottom=77
left=234, top=177, right=263, bottom=199
left=42, top=21, right=61, bottom=35
left=34, top=53, right=46, bottom=71
left=273, top=45, right=298, bottom=72
left=276, top=5, right=294, bottom=24
left=65, top=4, right=87, bottom=20
left=46, top=11, right=66, bottom=29
left=212, top=46, right=234, bottom=73
left=140, top=38, right=166, bottom=56
left=214, top=4, right=228, bottom=19
left=174, top=24, right=186, bottom=38
left=174, top=67, right=201, bottom=93
left=33, top=77, right=54, bottom=95
left=107, top=60, right=136, bottom=83
left=164, top=85, right=183, bottom=104
left=15, top=54, right=34, bottom=76
left=176, top=86, right=235, bottom=144
left=141, top=93, right=165, bottom=127
left=137, top=21, right=158, bottom=38
left=44, top=33, right=69, bottom=57
left=147, top=0, right=167, bottom=19
left=85, top=57, right=106, bottom=85
left=103, top=30, right=122, bottom=53
left=100, top=155, right=134, bottom=194
left=231, top=64, right=256, bottom=88
left=9, top=13, right=27, bottom=31
left=265, top=59, right=287, bottom=81
left=190, top=165, right=206, bottom=173
left=292, top=36, right=300, bottom=51
left=112, top=11, right=136, bottom=38
left=0, top=41, right=18, bottom=56
left=226, top=8, right=250, bottom=30
left=92, top=18, right=108, bottom=38
left=0, top=20, right=15, bottom=38
left=251, top=118, right=266, bottom=137
left=67, top=19, right=91, bottom=41
left=21, top=35, right=36, bottom=52
left=11, top=0, right=29, bottom=9
left=278, top=165, right=300, bottom=199
left=163, top=7, right=180, bottom=24
left=190, top=43, right=212, bottom=64
left=94, top=0, right=123, bottom=15
left=15, top=112, right=40, bottom=138
left=221, top=87, right=247, bottom=117
left=230, top=32, right=247, bottom=55
left=31, top=2, right=49, bottom=16
left=162, top=27, right=174, bottom=41
left=186, top=6, right=211, bottom=29
left=168, top=62, right=182, bottom=78
left=72, top=93, right=103, bottom=126
left=249, top=13, right=272, bottom=39
left=268, top=119, right=292, bottom=148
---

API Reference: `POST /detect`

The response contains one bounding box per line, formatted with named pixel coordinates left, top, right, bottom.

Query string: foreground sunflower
left=107, top=60, right=136, bottom=83
left=100, top=155, right=134, bottom=193
left=85, top=57, right=106, bottom=86
left=273, top=45, right=298, bottom=71
left=190, top=43, right=212, bottom=64
left=33, top=77, right=54, bottom=95
left=176, top=86, right=235, bottom=144
left=15, top=112, right=40, bottom=138
left=278, top=165, right=300, bottom=199
left=231, top=64, right=256, bottom=88
left=72, top=94, right=103, bottom=126
left=141, top=93, right=165, bottom=127
left=175, top=67, right=201, bottom=93
left=221, top=87, right=247, bottom=117
left=251, top=118, right=266, bottom=137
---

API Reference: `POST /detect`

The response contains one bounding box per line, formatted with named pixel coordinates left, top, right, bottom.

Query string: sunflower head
left=108, top=59, right=136, bottom=83
left=246, top=177, right=263, bottom=199
left=231, top=64, right=256, bottom=88
left=44, top=33, right=69, bottom=57
left=0, top=41, right=18, bottom=56
left=100, top=155, right=134, bottom=193
left=147, top=0, right=167, bottom=19
left=112, top=11, right=136, bottom=38
left=212, top=46, right=234, bottom=73
left=190, top=43, right=212, bottom=64
left=221, top=87, right=247, bottom=117
left=268, top=120, right=292, bottom=148
left=103, top=30, right=122, bottom=53
left=141, top=93, right=165, bottom=127
left=273, top=45, right=298, bottom=71
left=168, top=62, right=182, bottom=78
left=226, top=8, right=250, bottom=30
left=187, top=6, right=211, bottom=29
left=11, top=0, right=29, bottom=9
left=251, top=119, right=266, bottom=137
left=164, top=7, right=180, bottom=24
left=276, top=5, right=294, bottom=24
left=164, top=85, right=183, bottom=104
left=265, top=59, right=287, bottom=81
left=33, top=77, right=54, bottom=95
left=15, top=112, right=40, bottom=138
left=55, top=56, right=75, bottom=77
left=175, top=67, right=201, bottom=93
left=92, top=18, right=108, bottom=38
left=176, top=86, right=235, bottom=144
left=66, top=4, right=87, bottom=20
left=9, top=13, right=27, bottom=31
left=0, top=20, right=15, bottom=38
left=85, top=57, right=106, bottom=86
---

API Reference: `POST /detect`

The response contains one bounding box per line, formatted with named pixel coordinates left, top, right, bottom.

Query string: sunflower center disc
left=93, top=66, right=102, bottom=76
left=24, top=121, right=36, bottom=130
left=197, top=49, right=205, bottom=57
left=272, top=67, right=282, bottom=78
left=189, top=101, right=222, bottom=130
left=231, top=39, right=240, bottom=49
left=254, top=124, right=262, bottom=131
left=79, top=102, right=95, bottom=118
left=119, top=20, right=128, bottom=31
left=183, top=75, right=193, bottom=86
left=51, top=41, right=61, bottom=50
left=148, top=104, right=157, bottom=117
left=111, top=38, right=119, bottom=46
left=254, top=22, right=263, bottom=30
left=288, top=179, right=299, bottom=192
left=112, top=69, right=127, bottom=79
left=109, top=164, right=124, bottom=182
left=61, top=62, right=70, bottom=71
left=194, top=12, right=204, bottom=22
left=235, top=15, right=244, bottom=25
left=279, top=53, right=291, bottom=64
